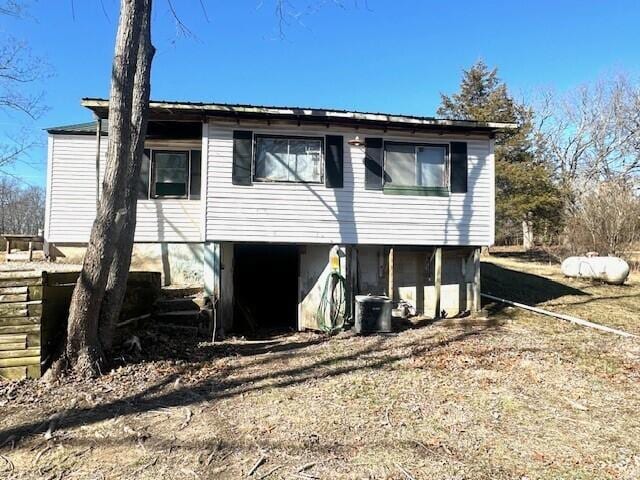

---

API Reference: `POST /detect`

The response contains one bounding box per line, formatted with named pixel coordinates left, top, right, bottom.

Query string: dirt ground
left=1, top=252, right=639, bottom=479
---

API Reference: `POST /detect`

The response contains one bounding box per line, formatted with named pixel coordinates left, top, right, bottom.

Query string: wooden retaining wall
left=0, top=270, right=161, bottom=380
left=0, top=271, right=43, bottom=379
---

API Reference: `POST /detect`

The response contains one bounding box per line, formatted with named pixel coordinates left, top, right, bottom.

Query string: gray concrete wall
left=394, top=247, right=476, bottom=317
left=298, top=245, right=346, bottom=331
left=52, top=242, right=204, bottom=287
left=354, top=246, right=477, bottom=318
left=356, top=246, right=387, bottom=295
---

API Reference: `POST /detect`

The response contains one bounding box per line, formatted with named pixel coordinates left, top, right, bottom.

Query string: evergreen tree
left=438, top=60, right=562, bottom=247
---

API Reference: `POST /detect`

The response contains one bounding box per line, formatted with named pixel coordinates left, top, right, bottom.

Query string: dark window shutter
left=450, top=141, right=468, bottom=193
left=364, top=137, right=383, bottom=190
left=190, top=150, right=202, bottom=199
left=325, top=135, right=343, bottom=188
left=138, top=148, right=151, bottom=199
left=232, top=130, right=253, bottom=185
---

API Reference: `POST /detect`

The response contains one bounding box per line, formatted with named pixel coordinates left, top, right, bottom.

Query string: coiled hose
left=316, top=270, right=347, bottom=334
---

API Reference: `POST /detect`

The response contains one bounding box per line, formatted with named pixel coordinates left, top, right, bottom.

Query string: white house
left=44, top=98, right=513, bottom=334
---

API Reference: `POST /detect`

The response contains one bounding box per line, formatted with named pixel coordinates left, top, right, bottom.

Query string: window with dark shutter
left=138, top=148, right=151, bottom=199
left=325, top=135, right=343, bottom=188
left=232, top=130, right=253, bottom=185
left=190, top=150, right=201, bottom=199
left=364, top=137, right=383, bottom=190
left=450, top=142, right=468, bottom=193
left=254, top=136, right=323, bottom=183
left=382, top=142, right=450, bottom=196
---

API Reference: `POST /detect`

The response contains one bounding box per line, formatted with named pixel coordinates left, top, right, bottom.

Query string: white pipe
left=481, top=293, right=637, bottom=339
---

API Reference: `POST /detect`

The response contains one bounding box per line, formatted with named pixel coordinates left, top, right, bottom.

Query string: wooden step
left=154, top=297, right=200, bottom=312
left=160, top=286, right=203, bottom=299
left=0, top=334, right=27, bottom=345
left=154, top=310, right=202, bottom=325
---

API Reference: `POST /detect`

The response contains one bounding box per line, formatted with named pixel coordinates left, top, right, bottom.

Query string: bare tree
left=0, top=177, right=44, bottom=238
left=99, top=3, right=154, bottom=354
left=536, top=75, right=640, bottom=195
left=564, top=179, right=640, bottom=256
left=55, top=0, right=154, bottom=378
left=0, top=1, right=49, bottom=173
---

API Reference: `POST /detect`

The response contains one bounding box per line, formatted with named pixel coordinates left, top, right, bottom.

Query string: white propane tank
left=561, top=256, right=630, bottom=285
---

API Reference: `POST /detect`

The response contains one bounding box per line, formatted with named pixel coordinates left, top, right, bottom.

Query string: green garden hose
left=316, top=270, right=347, bottom=334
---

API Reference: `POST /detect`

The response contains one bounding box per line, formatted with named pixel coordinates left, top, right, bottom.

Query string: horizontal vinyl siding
left=205, top=123, right=493, bottom=245
left=134, top=200, right=200, bottom=242
left=46, top=135, right=100, bottom=243
left=46, top=134, right=201, bottom=244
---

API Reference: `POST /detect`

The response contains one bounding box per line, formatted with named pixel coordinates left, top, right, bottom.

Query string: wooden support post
left=434, top=247, right=442, bottom=318
left=5, top=239, right=11, bottom=256
left=416, top=251, right=426, bottom=314
left=388, top=247, right=394, bottom=301
left=95, top=117, right=102, bottom=209
left=472, top=247, right=481, bottom=312
left=28, top=242, right=33, bottom=262
left=219, top=242, right=234, bottom=334
left=346, top=246, right=357, bottom=321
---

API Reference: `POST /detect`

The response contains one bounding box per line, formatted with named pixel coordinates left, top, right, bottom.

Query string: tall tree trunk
left=62, top=0, right=148, bottom=378
left=522, top=217, right=534, bottom=251
left=99, top=1, right=154, bottom=353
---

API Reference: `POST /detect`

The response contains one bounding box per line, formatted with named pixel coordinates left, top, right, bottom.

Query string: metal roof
left=46, top=120, right=108, bottom=135
left=78, top=97, right=517, bottom=134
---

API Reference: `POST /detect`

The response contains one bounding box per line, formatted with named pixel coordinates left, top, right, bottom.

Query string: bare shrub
left=563, top=179, right=640, bottom=257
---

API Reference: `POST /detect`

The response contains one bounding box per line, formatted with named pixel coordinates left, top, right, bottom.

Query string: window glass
left=385, top=143, right=448, bottom=189
left=255, top=137, right=323, bottom=182
left=417, top=146, right=447, bottom=187
left=385, top=144, right=415, bottom=186
left=255, top=138, right=289, bottom=181
left=153, top=151, right=188, bottom=197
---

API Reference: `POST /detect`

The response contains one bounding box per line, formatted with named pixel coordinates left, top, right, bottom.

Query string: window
left=384, top=143, right=449, bottom=195
left=138, top=149, right=201, bottom=200
left=152, top=151, right=189, bottom=197
left=254, top=136, right=323, bottom=183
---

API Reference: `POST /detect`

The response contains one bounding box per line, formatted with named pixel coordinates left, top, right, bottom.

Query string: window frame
left=150, top=149, right=191, bottom=199
left=382, top=141, right=450, bottom=196
left=252, top=134, right=325, bottom=185
left=137, top=148, right=201, bottom=200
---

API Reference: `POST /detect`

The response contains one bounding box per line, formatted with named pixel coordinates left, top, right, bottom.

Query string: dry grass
left=484, top=251, right=640, bottom=335
left=0, top=253, right=639, bottom=479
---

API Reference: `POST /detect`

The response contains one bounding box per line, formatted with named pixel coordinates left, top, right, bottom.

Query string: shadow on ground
left=0, top=320, right=500, bottom=448
left=481, top=260, right=588, bottom=315
left=489, top=248, right=560, bottom=264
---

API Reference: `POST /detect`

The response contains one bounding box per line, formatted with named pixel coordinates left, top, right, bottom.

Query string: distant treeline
left=0, top=177, right=45, bottom=239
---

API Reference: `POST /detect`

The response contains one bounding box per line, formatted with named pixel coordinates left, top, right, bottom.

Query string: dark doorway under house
left=233, top=243, right=300, bottom=337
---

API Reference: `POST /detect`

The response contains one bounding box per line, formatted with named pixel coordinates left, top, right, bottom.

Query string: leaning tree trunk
left=61, top=0, right=148, bottom=378
left=99, top=2, right=154, bottom=353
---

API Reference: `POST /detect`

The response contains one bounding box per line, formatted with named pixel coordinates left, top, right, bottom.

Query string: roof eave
left=80, top=98, right=518, bottom=133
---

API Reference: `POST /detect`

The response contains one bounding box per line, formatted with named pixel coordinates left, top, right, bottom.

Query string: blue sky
left=2, top=0, right=640, bottom=187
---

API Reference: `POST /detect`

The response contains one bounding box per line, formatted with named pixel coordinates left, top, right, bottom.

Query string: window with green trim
left=384, top=142, right=449, bottom=194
